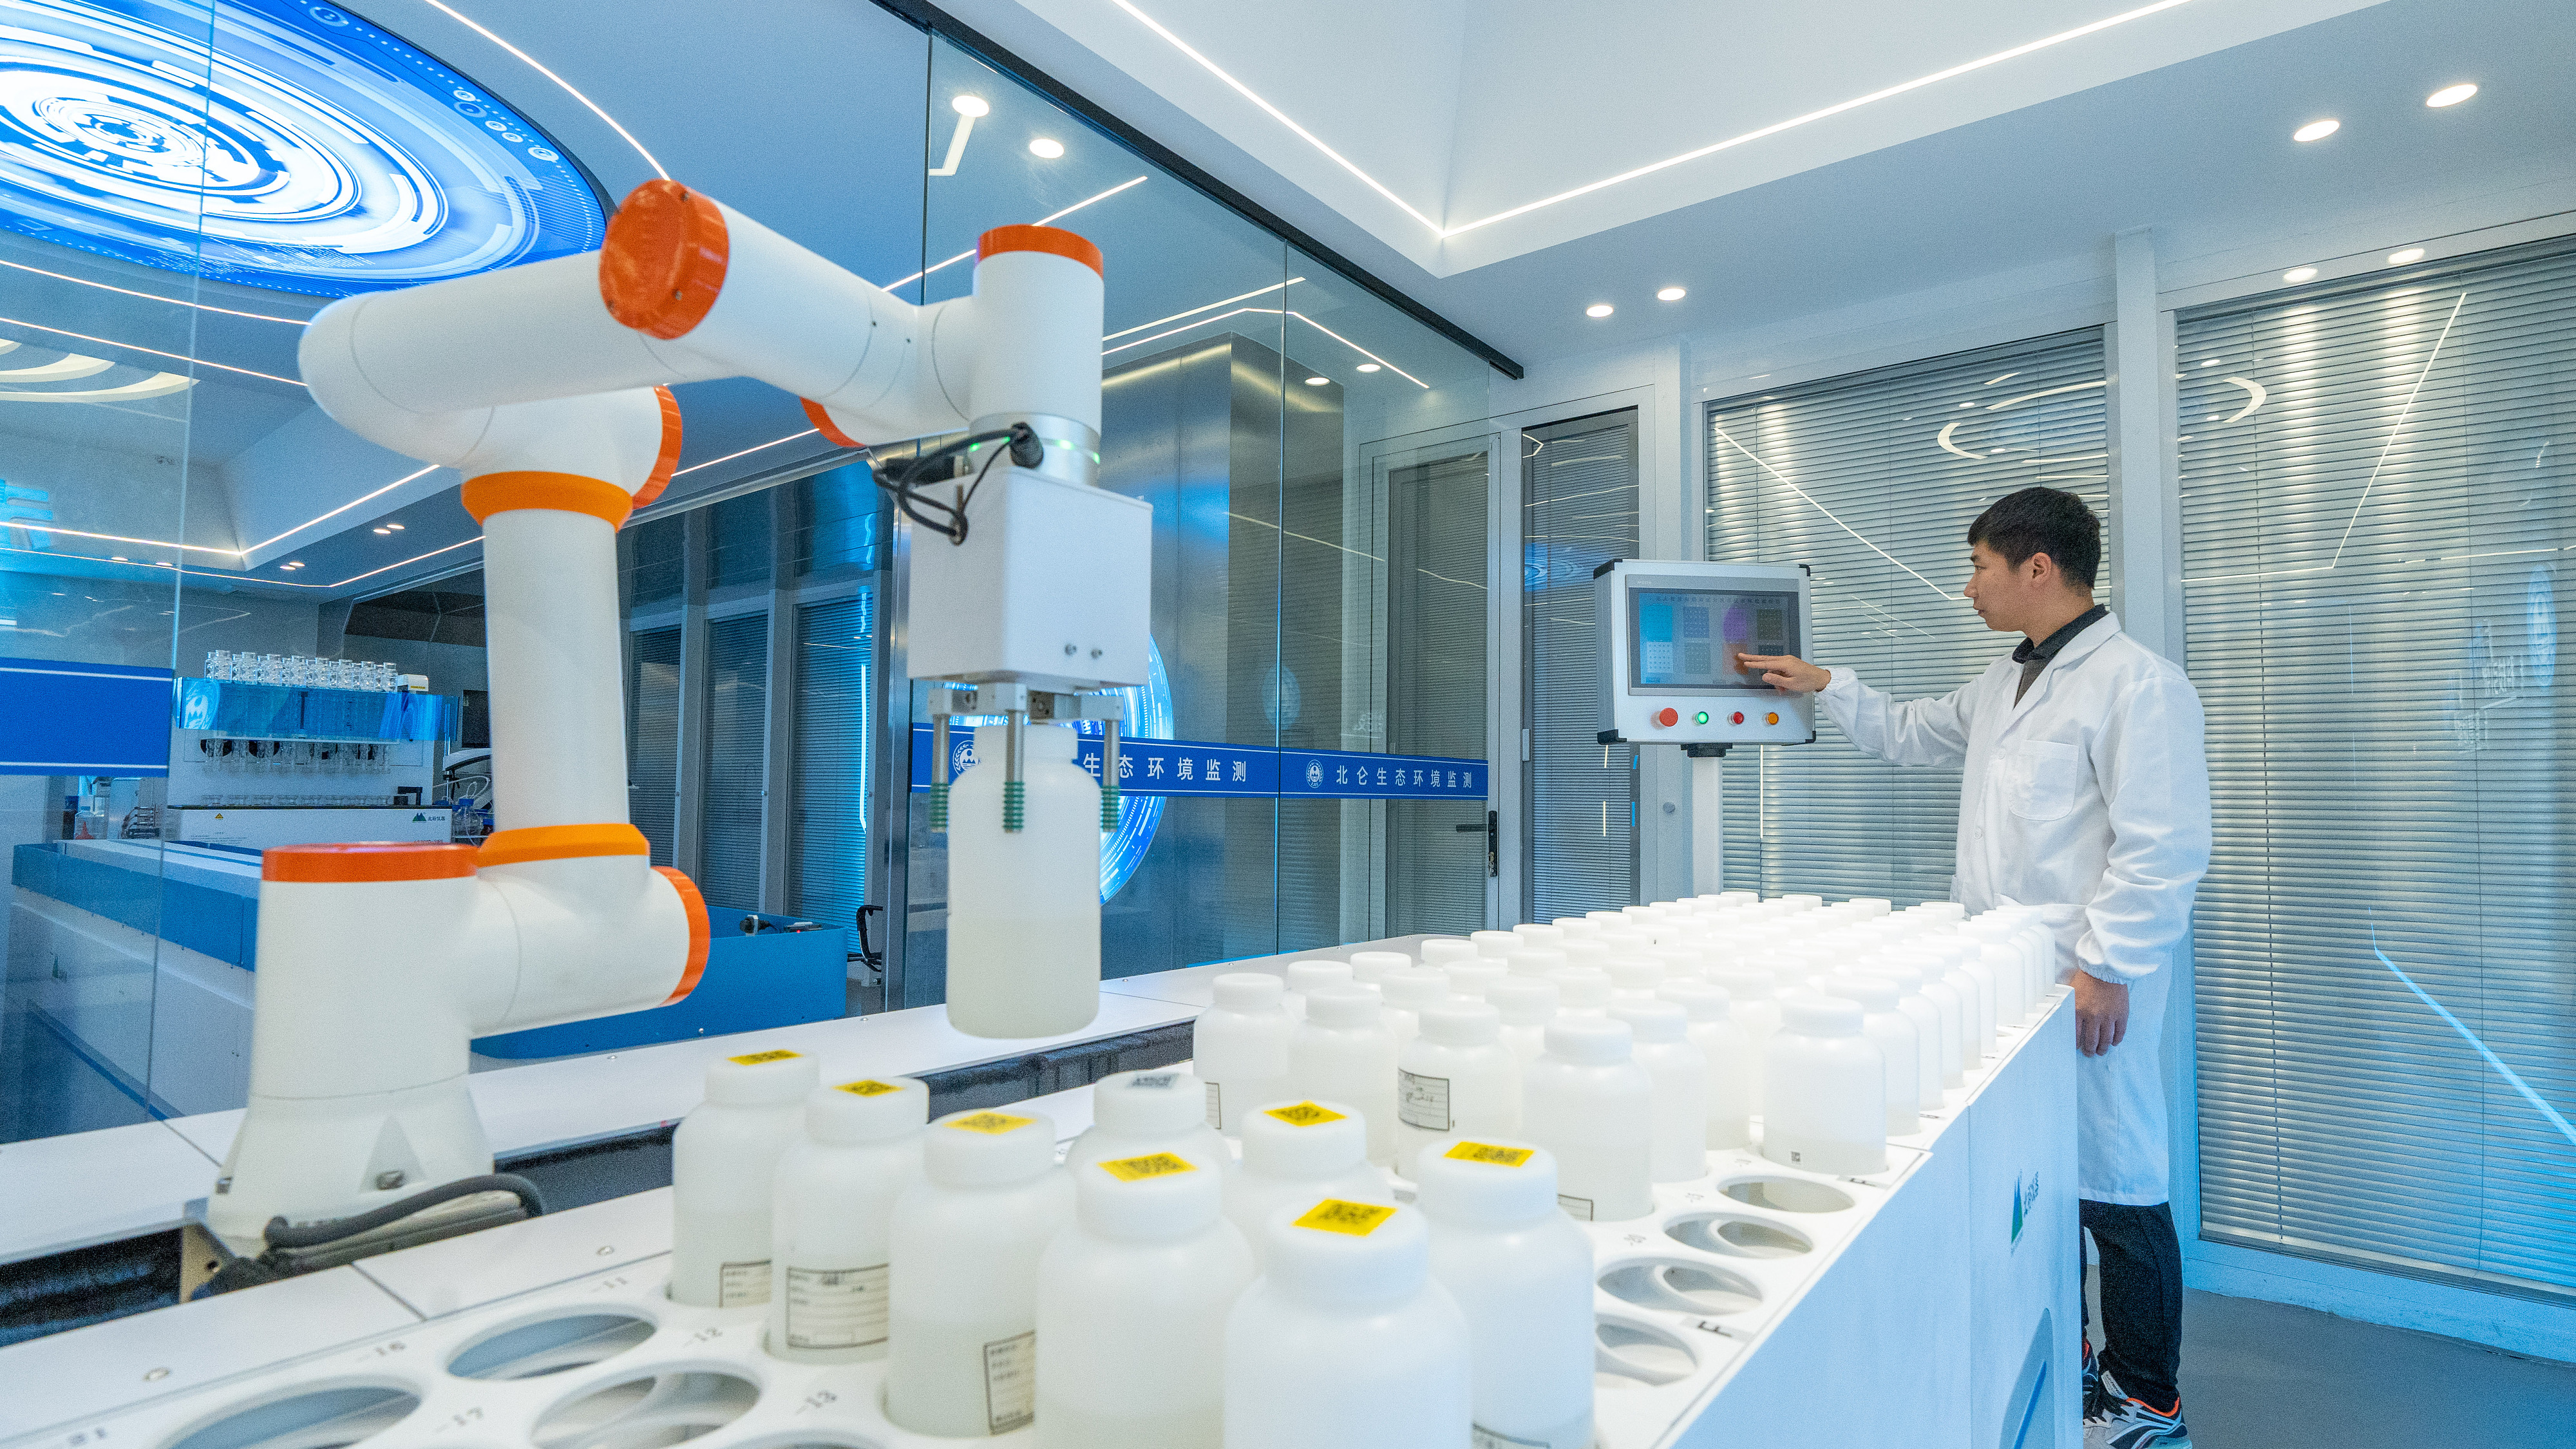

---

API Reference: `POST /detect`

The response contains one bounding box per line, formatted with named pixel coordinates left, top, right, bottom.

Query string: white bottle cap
left=1349, top=950, right=1412, bottom=985
left=1549, top=966, right=1614, bottom=1011
left=1706, top=967, right=1777, bottom=1000
left=1559, top=939, right=1613, bottom=967
left=1826, top=975, right=1900, bottom=1013
left=806, top=1076, right=928, bottom=1143
left=1469, top=930, right=1521, bottom=960
left=1584, top=910, right=1627, bottom=924
left=1550, top=916, right=1602, bottom=940
left=1262, top=1198, right=1429, bottom=1307
left=1505, top=945, right=1567, bottom=978
left=703, top=1047, right=820, bottom=1106
left=1511, top=922, right=1566, bottom=947
left=1867, top=962, right=1927, bottom=994
left=1622, top=905, right=1662, bottom=922
left=1443, top=961, right=1508, bottom=1001
left=1381, top=968, right=1450, bottom=1010
left=1609, top=999, right=1689, bottom=1043
left=1847, top=897, right=1894, bottom=916
left=1781, top=894, right=1824, bottom=912
left=1306, top=985, right=1382, bottom=1030
left=1241, top=1099, right=1370, bottom=1178
left=1417, top=938, right=1477, bottom=966
left=1782, top=998, right=1864, bottom=1037
left=1417, top=1000, right=1501, bottom=1046
left=1486, top=976, right=1559, bottom=1026
left=1542, top=1015, right=1633, bottom=1065
left=1412, top=1137, right=1558, bottom=1227
left=1604, top=956, right=1667, bottom=992
left=1094, top=1068, right=1209, bottom=1137
left=1077, top=1149, right=1224, bottom=1240
left=1286, top=959, right=1354, bottom=996
left=1656, top=978, right=1732, bottom=1020
left=1214, top=972, right=1287, bottom=1012
left=1598, top=929, right=1655, bottom=954
left=925, top=1108, right=1058, bottom=1187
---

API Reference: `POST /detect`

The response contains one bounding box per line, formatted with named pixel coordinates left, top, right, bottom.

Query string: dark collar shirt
left=2012, top=603, right=2110, bottom=703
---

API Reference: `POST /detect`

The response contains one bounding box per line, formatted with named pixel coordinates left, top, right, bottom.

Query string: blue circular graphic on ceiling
left=0, top=0, right=605, bottom=297
left=1094, top=634, right=1171, bottom=904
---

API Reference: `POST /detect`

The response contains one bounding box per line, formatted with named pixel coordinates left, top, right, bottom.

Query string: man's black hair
left=1967, top=487, right=2100, bottom=588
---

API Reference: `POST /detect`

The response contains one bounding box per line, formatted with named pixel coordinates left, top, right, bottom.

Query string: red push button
left=1730, top=712, right=1745, bottom=725
left=1654, top=707, right=1679, bottom=728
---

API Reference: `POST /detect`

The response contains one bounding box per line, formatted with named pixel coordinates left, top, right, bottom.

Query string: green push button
left=1694, top=711, right=1710, bottom=725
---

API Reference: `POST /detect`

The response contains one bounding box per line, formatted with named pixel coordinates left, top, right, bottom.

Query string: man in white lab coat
left=1741, top=487, right=2210, bottom=1449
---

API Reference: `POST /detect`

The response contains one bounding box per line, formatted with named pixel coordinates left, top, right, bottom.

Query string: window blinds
left=1704, top=330, right=2110, bottom=904
left=793, top=592, right=875, bottom=956
left=696, top=611, right=770, bottom=913
left=1524, top=410, right=1640, bottom=920
left=2179, top=242, right=2576, bottom=1301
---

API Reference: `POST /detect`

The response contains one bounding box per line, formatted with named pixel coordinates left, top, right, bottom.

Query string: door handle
left=855, top=904, right=886, bottom=970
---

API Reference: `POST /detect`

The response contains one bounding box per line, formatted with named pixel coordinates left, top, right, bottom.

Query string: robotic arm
left=209, top=182, right=1139, bottom=1252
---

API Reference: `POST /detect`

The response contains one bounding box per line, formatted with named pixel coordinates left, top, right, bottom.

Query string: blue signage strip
left=909, top=726, right=1483, bottom=801
left=0, top=658, right=171, bottom=776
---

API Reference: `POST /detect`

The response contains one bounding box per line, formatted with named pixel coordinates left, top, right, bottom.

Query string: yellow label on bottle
left=1293, top=1198, right=1397, bottom=1236
left=1444, top=1141, right=1534, bottom=1168
left=1264, top=1101, right=1347, bottom=1128
left=947, top=1111, right=1036, bottom=1135
left=1099, top=1151, right=1197, bottom=1181
left=727, top=1048, right=803, bottom=1065
left=834, top=1079, right=902, bottom=1097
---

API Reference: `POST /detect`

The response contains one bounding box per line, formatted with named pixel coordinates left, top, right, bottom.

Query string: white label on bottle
left=1473, top=1426, right=1548, bottom=1449
left=717, top=1259, right=771, bottom=1307
left=783, top=1264, right=888, bottom=1349
left=1205, top=1080, right=1223, bottom=1128
left=1398, top=1069, right=1452, bottom=1131
left=1557, top=1194, right=1595, bottom=1222
left=983, top=1329, right=1036, bottom=1434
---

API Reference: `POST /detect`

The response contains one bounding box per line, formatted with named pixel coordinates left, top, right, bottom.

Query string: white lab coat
left=1818, top=612, right=2210, bottom=1204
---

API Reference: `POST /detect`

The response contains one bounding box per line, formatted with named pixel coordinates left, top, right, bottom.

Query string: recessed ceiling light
left=283, top=561, right=303, bottom=569
left=2293, top=118, right=2340, bottom=142
left=1304, top=375, right=1329, bottom=386
left=2283, top=266, right=2319, bottom=283
left=2387, top=247, right=2425, bottom=265
left=1028, top=137, right=1065, bottom=159
left=109, top=555, right=126, bottom=562
left=2425, top=83, right=2477, bottom=108
left=952, top=95, right=990, bottom=117
left=1356, top=363, right=1381, bottom=373
left=1585, top=303, right=1613, bottom=317
left=1656, top=286, right=1686, bottom=302
left=384, top=522, right=403, bottom=531
left=373, top=527, right=391, bottom=535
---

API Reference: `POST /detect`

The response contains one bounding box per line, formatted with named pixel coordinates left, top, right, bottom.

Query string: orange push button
left=1765, top=712, right=1781, bottom=725
left=1654, top=707, right=1679, bottom=728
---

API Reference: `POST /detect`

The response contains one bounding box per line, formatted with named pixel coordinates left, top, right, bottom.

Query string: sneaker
left=2084, top=1388, right=2192, bottom=1449
left=2081, top=1340, right=2104, bottom=1417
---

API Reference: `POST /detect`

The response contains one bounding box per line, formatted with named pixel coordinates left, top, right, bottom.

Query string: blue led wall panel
left=0, top=0, right=605, bottom=296
left=0, top=656, right=169, bottom=774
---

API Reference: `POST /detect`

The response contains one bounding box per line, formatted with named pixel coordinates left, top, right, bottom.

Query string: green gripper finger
left=1101, top=788, right=1122, bottom=831
left=927, top=780, right=949, bottom=832
left=1003, top=780, right=1026, bottom=833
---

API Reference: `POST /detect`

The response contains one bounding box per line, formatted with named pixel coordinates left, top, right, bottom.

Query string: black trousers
left=2081, top=1198, right=2184, bottom=1412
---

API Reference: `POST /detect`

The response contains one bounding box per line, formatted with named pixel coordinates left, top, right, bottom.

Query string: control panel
left=1593, top=559, right=1815, bottom=748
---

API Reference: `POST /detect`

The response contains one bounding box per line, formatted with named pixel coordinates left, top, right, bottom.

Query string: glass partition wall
left=0, top=1, right=1500, bottom=1145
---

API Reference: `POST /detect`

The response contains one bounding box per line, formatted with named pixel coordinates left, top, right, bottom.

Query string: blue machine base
left=473, top=929, right=848, bottom=1059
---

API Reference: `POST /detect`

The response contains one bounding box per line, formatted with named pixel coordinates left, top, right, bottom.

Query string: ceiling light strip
left=0, top=258, right=309, bottom=325
left=411, top=0, right=668, bottom=178
left=1285, top=311, right=1426, bottom=388
left=1101, top=306, right=1270, bottom=357
left=1104, top=278, right=1303, bottom=341
left=328, top=537, right=481, bottom=591
left=674, top=428, right=821, bottom=477
left=0, top=315, right=301, bottom=386
left=0, top=522, right=240, bottom=556
left=245, top=466, right=441, bottom=553
left=1105, top=0, right=1441, bottom=233
left=878, top=176, right=1149, bottom=292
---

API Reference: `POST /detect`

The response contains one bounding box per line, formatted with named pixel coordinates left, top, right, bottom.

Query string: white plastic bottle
left=1558, top=938, right=1613, bottom=971
left=1223, top=1200, right=1472, bottom=1449
left=1419, top=938, right=1477, bottom=968
left=1035, top=1148, right=1253, bottom=1448
left=1549, top=965, right=1615, bottom=1017
left=1395, top=1001, right=1519, bottom=1177
left=1379, top=967, right=1452, bottom=1046
left=1065, top=1068, right=1230, bottom=1175
left=1859, top=961, right=1947, bottom=1107
left=1349, top=949, right=1412, bottom=987
left=1550, top=915, right=1602, bottom=940
left=1609, top=1000, right=1711, bottom=1182
left=1470, top=929, right=1521, bottom=960
left=1443, top=960, right=1508, bottom=1002
left=766, top=1075, right=925, bottom=1363
left=1824, top=976, right=1921, bottom=1135
left=1225, top=1099, right=1393, bottom=1268
left=1416, top=1140, right=1594, bottom=1449
left=1519, top=1016, right=1654, bottom=1222
left=1488, top=976, right=1560, bottom=1072
left=1505, top=943, right=1567, bottom=978
left=885, top=1108, right=1074, bottom=1438
left=1511, top=922, right=1566, bottom=949
left=947, top=723, right=1101, bottom=1038
left=1760, top=999, right=1887, bottom=1176
left=1884, top=948, right=1967, bottom=1088
left=1289, top=986, right=1399, bottom=1166
left=1605, top=954, right=1667, bottom=1001
left=1283, top=958, right=1354, bottom=1021
left=670, top=1047, right=820, bottom=1307
left=1194, top=974, right=1294, bottom=1134
left=1657, top=979, right=1754, bottom=1149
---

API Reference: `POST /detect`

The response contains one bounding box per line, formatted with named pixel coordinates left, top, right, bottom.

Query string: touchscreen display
left=1631, top=588, right=1797, bottom=688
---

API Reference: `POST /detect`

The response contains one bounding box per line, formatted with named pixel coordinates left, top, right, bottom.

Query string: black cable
left=866, top=422, right=1040, bottom=547
left=261, top=1173, right=544, bottom=1251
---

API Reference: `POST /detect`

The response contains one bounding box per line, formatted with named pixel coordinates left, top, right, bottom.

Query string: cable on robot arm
left=866, top=421, right=1039, bottom=545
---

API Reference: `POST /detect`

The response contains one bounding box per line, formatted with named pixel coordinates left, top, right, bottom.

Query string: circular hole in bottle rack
left=1599, top=1259, right=1763, bottom=1316
left=1594, top=1316, right=1697, bottom=1389
left=448, top=1311, right=658, bottom=1381
left=532, top=1370, right=759, bottom=1449
left=1664, top=1212, right=1814, bottom=1258
left=163, top=1383, right=421, bottom=1449
left=1718, top=1175, right=1855, bottom=1214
